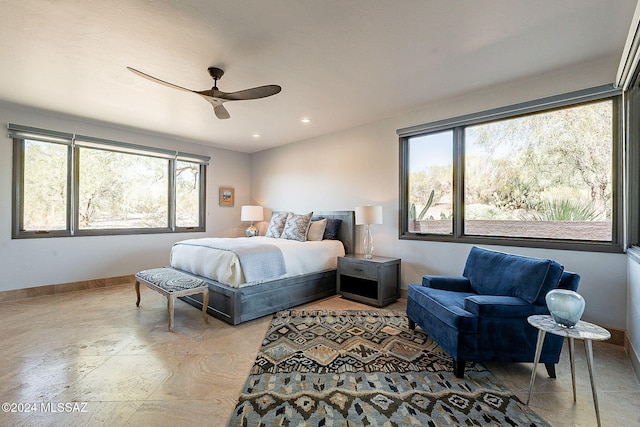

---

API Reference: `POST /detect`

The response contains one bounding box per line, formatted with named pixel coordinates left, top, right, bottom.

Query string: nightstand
left=337, top=254, right=401, bottom=307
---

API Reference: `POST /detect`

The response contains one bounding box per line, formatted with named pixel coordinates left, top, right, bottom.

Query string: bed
left=173, top=210, right=355, bottom=325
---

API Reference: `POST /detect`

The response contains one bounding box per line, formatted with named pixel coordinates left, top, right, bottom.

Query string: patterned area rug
left=228, top=310, right=549, bottom=427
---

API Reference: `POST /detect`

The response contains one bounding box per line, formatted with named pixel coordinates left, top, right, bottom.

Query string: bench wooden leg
left=135, top=281, right=141, bottom=307
left=202, top=289, right=209, bottom=323
left=168, top=296, right=175, bottom=331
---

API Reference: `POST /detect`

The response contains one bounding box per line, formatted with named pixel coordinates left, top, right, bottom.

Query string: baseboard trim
left=0, top=275, right=134, bottom=303
left=606, top=327, right=626, bottom=347
left=625, top=332, right=640, bottom=382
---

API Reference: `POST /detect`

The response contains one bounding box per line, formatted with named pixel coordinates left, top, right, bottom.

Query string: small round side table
left=526, top=314, right=611, bottom=427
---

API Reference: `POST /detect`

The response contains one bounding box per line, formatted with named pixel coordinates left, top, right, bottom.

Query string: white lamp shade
left=241, top=205, right=264, bottom=222
left=355, top=205, right=383, bottom=225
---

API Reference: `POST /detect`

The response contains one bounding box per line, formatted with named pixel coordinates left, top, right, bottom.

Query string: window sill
left=399, top=232, right=624, bottom=253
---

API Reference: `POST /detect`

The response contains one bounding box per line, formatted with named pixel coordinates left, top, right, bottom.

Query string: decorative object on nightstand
left=355, top=205, right=382, bottom=259
left=241, top=205, right=264, bottom=237
left=545, top=289, right=585, bottom=328
left=337, top=254, right=400, bottom=307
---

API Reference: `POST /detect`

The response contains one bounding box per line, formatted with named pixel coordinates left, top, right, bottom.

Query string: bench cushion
left=135, top=267, right=207, bottom=292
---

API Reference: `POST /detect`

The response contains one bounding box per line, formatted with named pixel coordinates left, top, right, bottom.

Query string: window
left=11, top=124, right=209, bottom=238
left=399, top=85, right=622, bottom=252
left=407, top=131, right=453, bottom=235
left=175, top=160, right=203, bottom=228
left=21, top=139, right=69, bottom=232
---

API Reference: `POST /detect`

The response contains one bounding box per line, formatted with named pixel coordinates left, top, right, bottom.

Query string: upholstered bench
left=135, top=267, right=209, bottom=331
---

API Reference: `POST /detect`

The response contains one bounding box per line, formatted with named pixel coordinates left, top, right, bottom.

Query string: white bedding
left=170, top=236, right=345, bottom=287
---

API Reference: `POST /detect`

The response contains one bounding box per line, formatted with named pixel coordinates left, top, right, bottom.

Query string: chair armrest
left=422, top=275, right=473, bottom=292
left=464, top=295, right=549, bottom=318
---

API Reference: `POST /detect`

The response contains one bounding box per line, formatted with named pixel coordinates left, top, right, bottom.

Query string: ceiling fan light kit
left=127, top=66, right=281, bottom=119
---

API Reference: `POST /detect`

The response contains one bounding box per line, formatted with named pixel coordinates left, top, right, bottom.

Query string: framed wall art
left=219, top=187, right=234, bottom=207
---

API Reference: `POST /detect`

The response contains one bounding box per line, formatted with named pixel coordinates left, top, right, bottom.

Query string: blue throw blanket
left=173, top=238, right=286, bottom=283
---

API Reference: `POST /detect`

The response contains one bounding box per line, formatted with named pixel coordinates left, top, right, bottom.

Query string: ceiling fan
left=127, top=66, right=281, bottom=119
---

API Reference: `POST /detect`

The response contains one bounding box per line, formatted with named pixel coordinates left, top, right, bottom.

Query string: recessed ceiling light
left=252, top=133, right=261, bottom=138
left=301, top=117, right=311, bottom=123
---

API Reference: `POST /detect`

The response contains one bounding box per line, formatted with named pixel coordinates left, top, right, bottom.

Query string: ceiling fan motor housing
left=208, top=67, right=224, bottom=81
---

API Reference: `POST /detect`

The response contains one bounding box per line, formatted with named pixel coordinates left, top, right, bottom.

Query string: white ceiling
left=0, top=0, right=635, bottom=153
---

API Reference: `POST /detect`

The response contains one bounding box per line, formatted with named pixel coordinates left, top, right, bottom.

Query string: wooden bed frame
left=179, top=210, right=355, bottom=325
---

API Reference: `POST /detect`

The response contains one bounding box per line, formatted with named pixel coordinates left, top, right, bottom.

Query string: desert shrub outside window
left=78, top=148, right=170, bottom=230
left=11, top=124, right=208, bottom=238
left=398, top=85, right=622, bottom=252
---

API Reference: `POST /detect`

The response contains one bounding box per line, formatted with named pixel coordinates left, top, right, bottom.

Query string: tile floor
left=0, top=281, right=638, bottom=426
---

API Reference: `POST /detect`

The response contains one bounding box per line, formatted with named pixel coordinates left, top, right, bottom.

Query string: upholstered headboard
left=270, top=210, right=355, bottom=254
left=312, top=210, right=356, bottom=254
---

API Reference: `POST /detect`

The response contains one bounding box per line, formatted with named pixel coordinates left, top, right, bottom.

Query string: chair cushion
left=422, top=275, right=473, bottom=292
left=463, top=246, right=563, bottom=305
left=407, top=284, right=478, bottom=333
left=558, top=271, right=580, bottom=292
left=533, top=260, right=564, bottom=305
left=463, top=295, right=551, bottom=318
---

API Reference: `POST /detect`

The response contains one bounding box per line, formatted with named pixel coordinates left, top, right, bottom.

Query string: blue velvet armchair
left=406, top=246, right=580, bottom=378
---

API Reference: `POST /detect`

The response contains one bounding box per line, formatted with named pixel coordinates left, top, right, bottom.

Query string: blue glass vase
left=545, top=289, right=585, bottom=328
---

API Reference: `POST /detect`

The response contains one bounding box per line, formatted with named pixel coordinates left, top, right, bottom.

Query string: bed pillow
left=281, top=212, right=313, bottom=241
left=322, top=218, right=342, bottom=240
left=265, top=212, right=289, bottom=238
left=306, top=219, right=327, bottom=241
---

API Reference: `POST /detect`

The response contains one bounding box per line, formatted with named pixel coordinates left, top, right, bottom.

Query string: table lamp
left=355, top=205, right=383, bottom=259
left=241, top=205, right=264, bottom=237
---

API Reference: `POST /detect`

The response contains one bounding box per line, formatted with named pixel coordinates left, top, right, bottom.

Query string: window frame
left=398, top=85, right=624, bottom=253
left=11, top=124, right=208, bottom=239
left=626, top=74, right=640, bottom=249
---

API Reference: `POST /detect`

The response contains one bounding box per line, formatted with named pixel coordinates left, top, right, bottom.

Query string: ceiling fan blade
left=128, top=66, right=279, bottom=120
left=127, top=67, right=194, bottom=93
left=214, top=104, right=230, bottom=119
left=215, top=85, right=282, bottom=101
left=196, top=94, right=230, bottom=119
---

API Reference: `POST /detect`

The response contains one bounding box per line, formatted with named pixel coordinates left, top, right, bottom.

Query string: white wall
left=0, top=102, right=251, bottom=292
left=251, top=54, right=628, bottom=330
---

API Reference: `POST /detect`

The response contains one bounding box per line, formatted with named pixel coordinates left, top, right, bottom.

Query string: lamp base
left=363, top=224, right=374, bottom=259
left=245, top=225, right=258, bottom=237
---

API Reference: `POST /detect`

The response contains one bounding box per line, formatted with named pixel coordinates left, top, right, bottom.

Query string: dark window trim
left=397, top=84, right=619, bottom=137
left=398, top=85, right=624, bottom=253
left=12, top=138, right=73, bottom=239
left=626, top=74, right=640, bottom=249
left=10, top=124, right=209, bottom=239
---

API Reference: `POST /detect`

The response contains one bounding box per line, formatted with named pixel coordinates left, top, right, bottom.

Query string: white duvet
left=170, top=236, right=345, bottom=287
